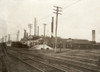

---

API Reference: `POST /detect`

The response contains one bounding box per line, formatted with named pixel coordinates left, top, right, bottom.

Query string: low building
left=65, top=38, right=92, bottom=49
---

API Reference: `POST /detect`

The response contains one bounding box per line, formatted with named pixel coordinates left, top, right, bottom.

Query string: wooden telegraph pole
left=43, top=24, right=47, bottom=49
left=53, top=6, right=62, bottom=52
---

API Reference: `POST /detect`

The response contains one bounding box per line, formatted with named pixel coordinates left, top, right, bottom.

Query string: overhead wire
left=63, top=0, right=81, bottom=10
left=38, top=13, right=54, bottom=22
left=37, top=0, right=81, bottom=23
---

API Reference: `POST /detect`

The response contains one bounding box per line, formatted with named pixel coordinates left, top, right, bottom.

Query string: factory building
left=65, top=38, right=92, bottom=49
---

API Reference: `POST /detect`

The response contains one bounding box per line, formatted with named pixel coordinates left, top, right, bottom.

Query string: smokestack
left=92, top=30, right=95, bottom=41
left=34, top=18, right=37, bottom=36
left=51, top=17, right=54, bottom=38
left=26, top=32, right=28, bottom=39
left=24, top=30, right=26, bottom=38
left=8, top=34, right=10, bottom=41
left=17, top=30, right=20, bottom=41
left=37, top=26, right=39, bottom=36
left=2, top=36, right=4, bottom=42
left=5, top=36, right=7, bottom=42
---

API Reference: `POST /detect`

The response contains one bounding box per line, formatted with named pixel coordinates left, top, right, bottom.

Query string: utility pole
left=34, top=18, right=37, bottom=36
left=17, top=30, right=20, bottom=41
left=53, top=6, right=62, bottom=52
left=28, top=24, right=32, bottom=36
left=43, top=24, right=47, bottom=49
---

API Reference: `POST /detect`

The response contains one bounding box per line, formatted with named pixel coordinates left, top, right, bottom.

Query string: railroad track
left=8, top=49, right=100, bottom=72
left=52, top=53, right=98, bottom=65
left=0, top=43, right=11, bottom=72
left=72, top=52, right=100, bottom=60
left=90, top=50, right=100, bottom=54
left=8, top=53, right=45, bottom=72
left=8, top=49, right=84, bottom=72
left=38, top=54, right=100, bottom=72
left=1, top=43, right=42, bottom=72
left=8, top=51, right=66, bottom=72
left=56, top=50, right=100, bottom=62
left=21, top=54, right=83, bottom=72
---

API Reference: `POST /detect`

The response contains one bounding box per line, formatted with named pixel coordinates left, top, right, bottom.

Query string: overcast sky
left=0, top=0, right=100, bottom=42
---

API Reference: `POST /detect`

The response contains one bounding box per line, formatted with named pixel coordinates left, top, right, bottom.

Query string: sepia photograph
left=0, top=0, right=100, bottom=72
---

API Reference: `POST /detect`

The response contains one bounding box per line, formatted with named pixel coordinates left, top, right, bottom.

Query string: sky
left=0, top=0, right=100, bottom=42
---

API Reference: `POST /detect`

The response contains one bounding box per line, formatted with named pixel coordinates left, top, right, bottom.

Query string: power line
left=63, top=0, right=81, bottom=10
left=38, top=13, right=54, bottom=22
left=37, top=0, right=81, bottom=23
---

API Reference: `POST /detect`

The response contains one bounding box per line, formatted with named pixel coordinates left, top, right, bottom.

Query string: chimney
left=5, top=36, right=7, bottom=42
left=24, top=30, right=26, bottom=38
left=26, top=32, right=28, bottom=39
left=2, top=36, right=4, bottom=42
left=92, top=30, right=95, bottom=41
left=8, top=34, right=10, bottom=41
left=34, top=18, right=37, bottom=36
left=51, top=17, right=54, bottom=38
left=37, top=26, right=39, bottom=36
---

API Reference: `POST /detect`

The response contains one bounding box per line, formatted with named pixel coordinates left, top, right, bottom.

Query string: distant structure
left=8, top=34, right=10, bottom=41
left=51, top=17, right=54, bottom=38
left=5, top=36, right=7, bottom=42
left=28, top=24, right=32, bottom=35
left=37, top=26, right=39, bottom=36
left=23, top=30, right=27, bottom=39
left=16, top=30, right=20, bottom=41
left=26, top=32, right=28, bottom=39
left=34, top=18, right=37, bottom=36
left=2, top=36, right=4, bottom=42
left=92, top=30, right=95, bottom=41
